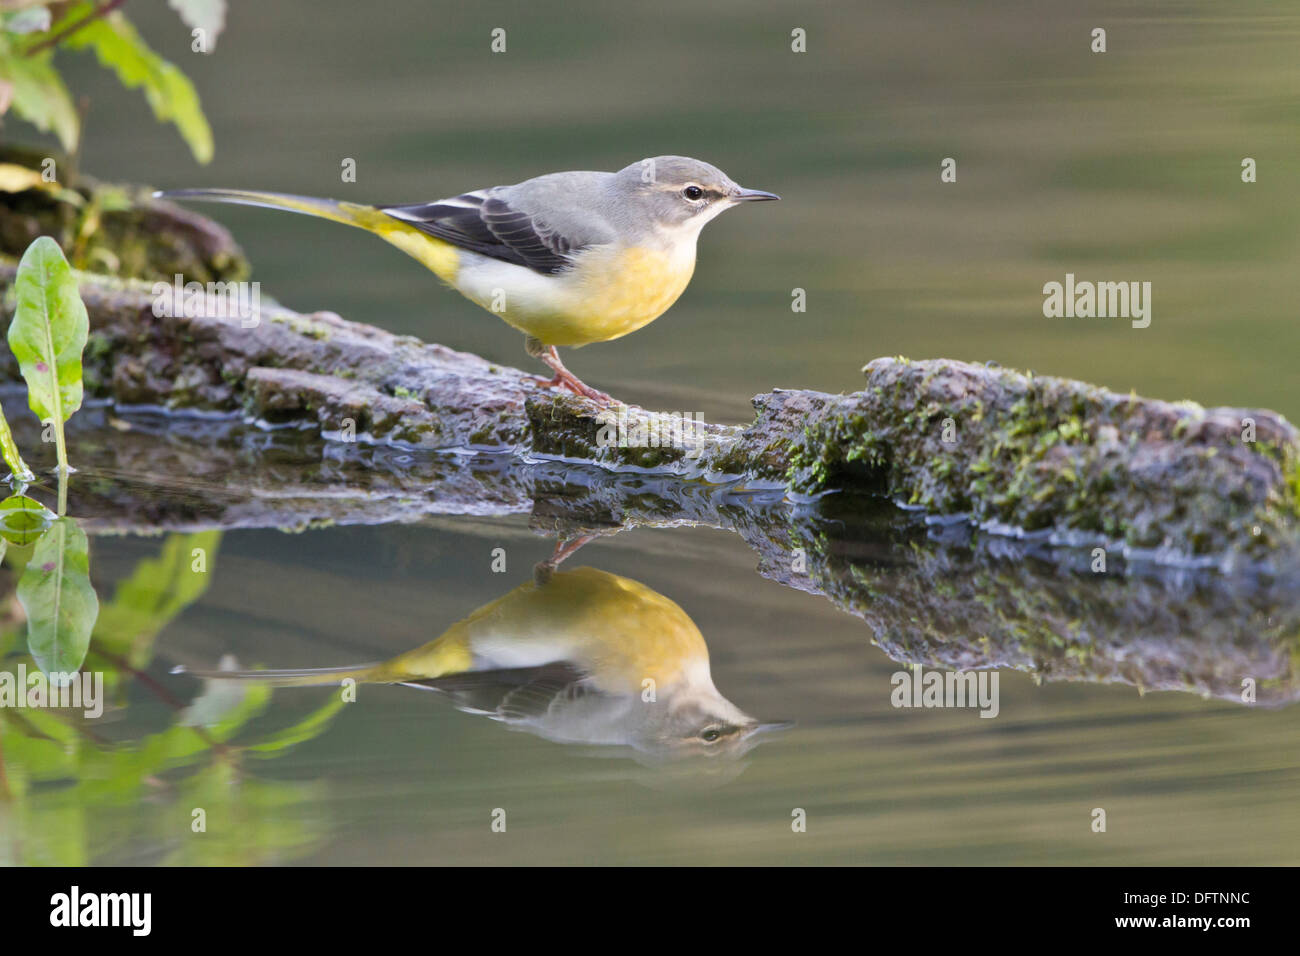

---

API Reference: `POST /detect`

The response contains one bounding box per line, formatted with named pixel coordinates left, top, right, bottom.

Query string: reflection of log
left=0, top=260, right=1296, bottom=570
left=21, top=407, right=1300, bottom=708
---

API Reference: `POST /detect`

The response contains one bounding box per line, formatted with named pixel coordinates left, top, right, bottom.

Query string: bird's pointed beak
left=743, top=719, right=795, bottom=740
left=732, top=187, right=780, bottom=202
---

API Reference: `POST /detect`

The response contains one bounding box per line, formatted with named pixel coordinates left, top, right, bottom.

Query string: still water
left=2, top=407, right=1296, bottom=866
left=2, top=0, right=1298, bottom=864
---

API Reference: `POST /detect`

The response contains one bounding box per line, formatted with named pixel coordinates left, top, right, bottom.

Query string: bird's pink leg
left=533, top=532, right=602, bottom=585
left=524, top=337, right=614, bottom=403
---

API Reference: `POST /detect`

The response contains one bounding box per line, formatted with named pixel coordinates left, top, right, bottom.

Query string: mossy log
left=0, top=260, right=1295, bottom=571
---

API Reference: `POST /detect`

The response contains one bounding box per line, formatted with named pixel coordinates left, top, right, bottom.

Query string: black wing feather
left=398, top=662, right=592, bottom=721
left=381, top=192, right=578, bottom=275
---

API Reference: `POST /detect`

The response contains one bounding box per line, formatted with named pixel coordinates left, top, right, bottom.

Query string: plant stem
left=55, top=441, right=68, bottom=516
left=25, top=0, right=129, bottom=56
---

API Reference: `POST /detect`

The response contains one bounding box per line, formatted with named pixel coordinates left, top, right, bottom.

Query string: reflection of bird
left=176, top=565, right=787, bottom=760
left=158, top=156, right=778, bottom=402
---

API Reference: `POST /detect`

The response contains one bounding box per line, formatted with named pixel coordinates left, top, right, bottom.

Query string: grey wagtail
left=174, top=561, right=789, bottom=760
left=157, top=156, right=778, bottom=402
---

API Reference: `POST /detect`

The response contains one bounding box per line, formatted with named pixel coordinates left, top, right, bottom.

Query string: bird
left=156, top=156, right=779, bottom=403
left=173, top=557, right=789, bottom=761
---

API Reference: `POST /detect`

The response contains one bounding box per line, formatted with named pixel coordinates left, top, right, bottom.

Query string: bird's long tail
left=154, top=188, right=459, bottom=280
left=154, top=188, right=387, bottom=230
left=170, top=661, right=389, bottom=687
left=172, top=626, right=474, bottom=688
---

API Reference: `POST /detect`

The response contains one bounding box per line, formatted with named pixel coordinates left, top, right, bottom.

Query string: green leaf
left=8, top=236, right=86, bottom=478
left=247, top=695, right=347, bottom=755
left=205, top=680, right=271, bottom=741
left=17, top=516, right=99, bottom=679
left=63, top=12, right=212, bottom=163
left=166, top=0, right=225, bottom=49
left=0, top=38, right=79, bottom=152
left=93, top=530, right=221, bottom=664
left=0, top=494, right=53, bottom=545
left=8, top=236, right=88, bottom=471
left=0, top=409, right=35, bottom=482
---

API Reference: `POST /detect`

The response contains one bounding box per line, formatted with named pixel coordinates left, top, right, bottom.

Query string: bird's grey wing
left=381, top=188, right=582, bottom=275
left=399, top=662, right=595, bottom=721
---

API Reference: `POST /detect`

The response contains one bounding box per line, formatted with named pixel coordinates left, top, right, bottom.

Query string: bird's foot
left=524, top=339, right=617, bottom=404
left=526, top=371, right=614, bottom=404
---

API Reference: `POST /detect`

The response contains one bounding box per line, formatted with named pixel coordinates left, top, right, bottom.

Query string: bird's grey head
left=639, top=693, right=792, bottom=761
left=612, top=155, right=779, bottom=235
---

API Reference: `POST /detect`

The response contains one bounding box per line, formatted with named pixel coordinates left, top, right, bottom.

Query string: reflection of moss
left=775, top=500, right=1300, bottom=705
left=468, top=424, right=496, bottom=445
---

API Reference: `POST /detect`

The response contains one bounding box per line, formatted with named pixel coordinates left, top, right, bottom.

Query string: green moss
left=269, top=313, right=331, bottom=340
left=468, top=423, right=499, bottom=445
left=780, top=359, right=1299, bottom=558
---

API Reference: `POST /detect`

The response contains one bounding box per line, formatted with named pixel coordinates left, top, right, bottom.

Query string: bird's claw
left=527, top=373, right=614, bottom=404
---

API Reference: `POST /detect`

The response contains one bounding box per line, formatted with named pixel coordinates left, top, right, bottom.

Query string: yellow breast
left=526, top=244, right=696, bottom=347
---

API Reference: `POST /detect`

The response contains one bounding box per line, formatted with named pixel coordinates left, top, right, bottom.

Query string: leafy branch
left=24, top=0, right=127, bottom=55
left=0, top=0, right=225, bottom=164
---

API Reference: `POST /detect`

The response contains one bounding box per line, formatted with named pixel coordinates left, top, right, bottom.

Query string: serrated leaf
left=8, top=236, right=88, bottom=434
left=0, top=40, right=79, bottom=151
left=17, top=517, right=99, bottom=679
left=166, top=0, right=225, bottom=49
left=63, top=12, right=212, bottom=163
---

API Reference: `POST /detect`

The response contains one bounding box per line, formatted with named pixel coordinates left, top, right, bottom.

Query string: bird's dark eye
left=701, top=728, right=722, bottom=742
left=683, top=185, right=704, bottom=201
